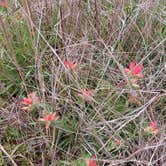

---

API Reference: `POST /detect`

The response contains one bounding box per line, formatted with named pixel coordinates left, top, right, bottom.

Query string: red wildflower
left=0, top=0, right=7, bottom=7
left=78, top=89, right=94, bottom=101
left=149, top=121, right=159, bottom=134
left=89, top=155, right=97, bottom=166
left=124, top=62, right=143, bottom=78
left=20, top=97, right=33, bottom=112
left=20, top=92, right=39, bottom=112
left=144, top=121, right=159, bottom=134
left=38, top=112, right=59, bottom=129
left=20, top=98, right=33, bottom=105
left=64, top=61, right=76, bottom=70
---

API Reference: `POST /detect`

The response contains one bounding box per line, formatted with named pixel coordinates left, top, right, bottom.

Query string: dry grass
left=0, top=0, right=166, bottom=165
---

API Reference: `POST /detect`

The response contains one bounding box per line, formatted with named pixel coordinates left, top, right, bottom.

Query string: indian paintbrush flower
left=124, top=62, right=143, bottom=78
left=64, top=61, right=76, bottom=70
left=20, top=92, right=39, bottom=112
left=89, top=155, right=97, bottom=166
left=38, top=112, right=59, bottom=129
left=77, top=89, right=94, bottom=101
left=124, top=62, right=143, bottom=88
left=144, top=121, right=159, bottom=134
left=0, top=0, right=7, bottom=7
left=85, top=155, right=98, bottom=166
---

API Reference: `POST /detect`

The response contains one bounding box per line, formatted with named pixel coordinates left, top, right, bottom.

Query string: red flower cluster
left=0, top=0, right=7, bottom=7
left=89, top=155, right=97, bottom=166
left=20, top=98, right=32, bottom=106
left=84, top=155, right=98, bottom=166
left=124, top=62, right=143, bottom=78
left=20, top=92, right=59, bottom=129
left=20, top=92, right=39, bottom=112
left=144, top=121, right=159, bottom=134
left=64, top=61, right=76, bottom=70
left=20, top=94, right=33, bottom=112
left=124, top=62, right=143, bottom=88
left=78, top=89, right=94, bottom=101
left=149, top=121, right=159, bottom=134
left=38, top=112, right=59, bottom=129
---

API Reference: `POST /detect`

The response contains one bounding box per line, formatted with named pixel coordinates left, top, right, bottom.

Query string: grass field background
left=0, top=0, right=166, bottom=165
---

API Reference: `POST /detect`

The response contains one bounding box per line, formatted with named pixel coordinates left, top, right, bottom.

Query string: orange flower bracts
left=124, top=62, right=143, bottom=78
left=0, top=0, right=7, bottom=7
left=124, top=62, right=143, bottom=88
left=89, top=155, right=97, bottom=166
left=78, top=89, right=94, bottom=101
left=38, top=112, right=59, bottom=129
left=144, top=121, right=159, bottom=134
left=20, top=92, right=39, bottom=112
left=64, top=61, right=76, bottom=70
left=149, top=121, right=159, bottom=134
left=85, top=155, right=98, bottom=166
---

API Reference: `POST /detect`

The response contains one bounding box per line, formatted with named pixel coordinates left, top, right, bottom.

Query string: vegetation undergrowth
left=0, top=0, right=165, bottom=166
